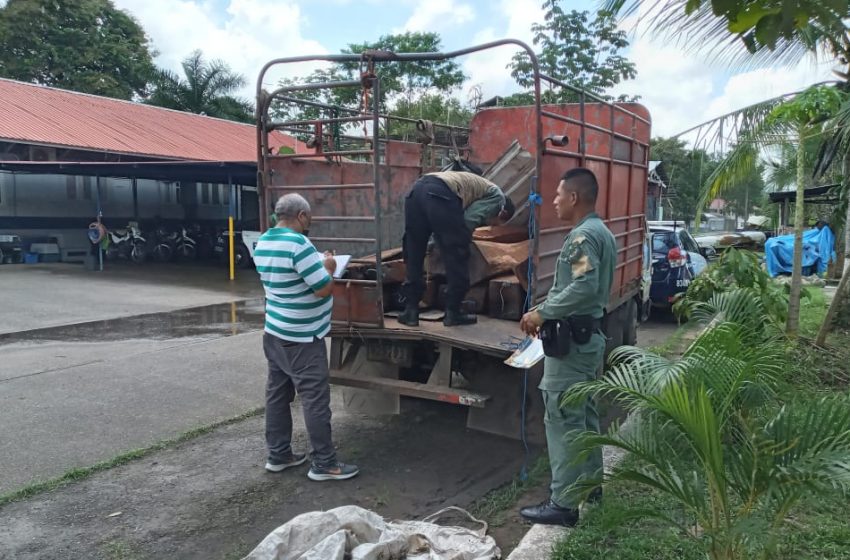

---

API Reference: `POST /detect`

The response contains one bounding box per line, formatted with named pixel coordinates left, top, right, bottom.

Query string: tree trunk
left=786, top=132, right=806, bottom=337
left=815, top=148, right=850, bottom=345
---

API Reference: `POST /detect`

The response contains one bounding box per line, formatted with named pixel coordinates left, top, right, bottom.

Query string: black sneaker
left=265, top=452, right=307, bottom=473
left=307, top=462, right=360, bottom=481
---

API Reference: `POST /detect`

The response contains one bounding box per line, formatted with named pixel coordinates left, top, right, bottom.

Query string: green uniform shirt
left=538, top=212, right=617, bottom=390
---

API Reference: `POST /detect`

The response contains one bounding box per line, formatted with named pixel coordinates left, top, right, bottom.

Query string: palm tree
left=146, top=50, right=253, bottom=123
left=602, top=0, right=850, bottom=341
left=694, top=86, right=843, bottom=336
left=564, top=290, right=850, bottom=560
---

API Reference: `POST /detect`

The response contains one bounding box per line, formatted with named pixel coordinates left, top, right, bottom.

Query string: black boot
left=519, top=499, right=580, bottom=526
left=443, top=308, right=477, bottom=326
left=397, top=306, right=419, bottom=327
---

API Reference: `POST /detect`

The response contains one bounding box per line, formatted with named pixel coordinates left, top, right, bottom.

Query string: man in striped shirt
left=254, top=193, right=359, bottom=481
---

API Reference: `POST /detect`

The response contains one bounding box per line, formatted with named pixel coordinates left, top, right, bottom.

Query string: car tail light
left=668, top=247, right=687, bottom=268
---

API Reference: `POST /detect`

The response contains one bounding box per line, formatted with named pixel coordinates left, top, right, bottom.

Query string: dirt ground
left=0, top=397, right=537, bottom=560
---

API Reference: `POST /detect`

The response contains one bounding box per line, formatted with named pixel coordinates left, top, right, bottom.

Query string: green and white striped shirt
left=254, top=227, right=333, bottom=342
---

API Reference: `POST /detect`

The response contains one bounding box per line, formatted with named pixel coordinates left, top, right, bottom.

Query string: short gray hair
left=274, top=194, right=311, bottom=219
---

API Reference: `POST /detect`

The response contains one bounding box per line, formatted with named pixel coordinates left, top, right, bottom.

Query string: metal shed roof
left=0, top=78, right=299, bottom=161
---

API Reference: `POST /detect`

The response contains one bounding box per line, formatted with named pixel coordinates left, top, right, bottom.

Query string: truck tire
left=623, top=298, right=638, bottom=347
left=603, top=306, right=625, bottom=359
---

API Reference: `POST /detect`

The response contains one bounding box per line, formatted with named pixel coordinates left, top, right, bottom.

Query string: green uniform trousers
left=541, top=333, right=605, bottom=508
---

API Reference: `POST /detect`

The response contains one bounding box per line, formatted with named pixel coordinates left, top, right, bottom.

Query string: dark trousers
left=263, top=334, right=336, bottom=467
left=402, top=176, right=472, bottom=310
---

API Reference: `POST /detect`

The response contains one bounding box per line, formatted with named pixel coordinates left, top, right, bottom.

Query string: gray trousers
left=263, top=334, right=336, bottom=467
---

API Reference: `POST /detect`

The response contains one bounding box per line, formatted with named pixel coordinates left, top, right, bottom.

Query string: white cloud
left=115, top=0, right=329, bottom=101
left=460, top=0, right=544, bottom=101
left=398, top=0, right=475, bottom=33
left=612, top=35, right=833, bottom=138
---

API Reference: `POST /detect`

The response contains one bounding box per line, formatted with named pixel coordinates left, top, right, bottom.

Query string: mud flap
left=464, top=359, right=546, bottom=444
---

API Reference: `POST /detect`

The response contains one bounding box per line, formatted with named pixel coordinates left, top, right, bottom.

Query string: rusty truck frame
left=255, top=40, right=651, bottom=441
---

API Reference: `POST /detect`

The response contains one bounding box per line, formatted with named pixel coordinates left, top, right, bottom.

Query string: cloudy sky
left=111, top=0, right=835, bottom=137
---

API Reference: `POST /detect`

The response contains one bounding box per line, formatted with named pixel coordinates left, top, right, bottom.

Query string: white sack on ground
left=243, top=505, right=500, bottom=560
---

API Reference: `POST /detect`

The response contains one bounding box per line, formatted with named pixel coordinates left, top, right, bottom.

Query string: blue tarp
left=764, top=226, right=836, bottom=277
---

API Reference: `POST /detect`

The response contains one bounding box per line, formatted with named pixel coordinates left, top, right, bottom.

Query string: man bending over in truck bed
left=398, top=169, right=515, bottom=327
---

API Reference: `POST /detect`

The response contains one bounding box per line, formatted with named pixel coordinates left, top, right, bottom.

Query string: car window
left=651, top=232, right=676, bottom=253
left=678, top=230, right=700, bottom=253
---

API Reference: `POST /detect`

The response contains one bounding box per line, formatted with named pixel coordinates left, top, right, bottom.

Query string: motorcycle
left=190, top=223, right=216, bottom=261
left=174, top=225, right=198, bottom=261
left=151, top=225, right=177, bottom=263
left=105, top=222, right=147, bottom=264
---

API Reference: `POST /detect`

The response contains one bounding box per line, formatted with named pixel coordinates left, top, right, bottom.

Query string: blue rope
left=517, top=181, right=542, bottom=482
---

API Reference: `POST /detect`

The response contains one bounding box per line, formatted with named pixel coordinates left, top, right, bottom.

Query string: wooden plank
left=472, top=225, right=528, bottom=243
left=329, top=373, right=491, bottom=408
left=428, top=240, right=530, bottom=287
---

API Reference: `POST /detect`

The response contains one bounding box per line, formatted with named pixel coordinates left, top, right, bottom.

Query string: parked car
left=648, top=222, right=713, bottom=307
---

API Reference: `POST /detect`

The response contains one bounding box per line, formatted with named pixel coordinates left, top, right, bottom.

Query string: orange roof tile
left=0, top=78, right=299, bottom=161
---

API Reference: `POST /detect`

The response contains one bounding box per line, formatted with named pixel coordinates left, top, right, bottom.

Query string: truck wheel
left=623, top=299, right=639, bottom=346
left=603, top=306, right=625, bottom=359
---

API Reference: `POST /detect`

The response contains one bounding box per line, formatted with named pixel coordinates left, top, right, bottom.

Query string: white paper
left=504, top=337, right=544, bottom=369
left=332, top=254, right=352, bottom=278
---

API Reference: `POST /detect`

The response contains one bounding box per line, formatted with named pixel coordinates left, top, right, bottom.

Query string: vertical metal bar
left=579, top=91, right=586, bottom=167
left=96, top=175, right=103, bottom=272
left=228, top=174, right=235, bottom=281
left=256, top=98, right=269, bottom=232
left=131, top=177, right=139, bottom=220
left=372, top=76, right=384, bottom=327
left=531, top=54, right=543, bottom=305
left=11, top=171, right=18, bottom=217
left=606, top=104, right=614, bottom=221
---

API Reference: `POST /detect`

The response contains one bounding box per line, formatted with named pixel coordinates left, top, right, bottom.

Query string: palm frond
left=602, top=0, right=835, bottom=72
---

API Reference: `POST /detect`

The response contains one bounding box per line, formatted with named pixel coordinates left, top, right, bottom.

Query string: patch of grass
left=552, top=472, right=850, bottom=560
left=648, top=323, right=690, bottom=358
left=552, top=476, right=705, bottom=560
left=552, top=326, right=850, bottom=560
left=471, top=455, right=549, bottom=527
left=101, top=539, right=145, bottom=560
left=799, top=286, right=828, bottom=338
left=0, top=406, right=264, bottom=508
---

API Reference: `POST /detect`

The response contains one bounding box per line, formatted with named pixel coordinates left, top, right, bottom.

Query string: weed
left=101, top=539, right=144, bottom=560
left=470, top=455, right=549, bottom=527
left=0, top=407, right=264, bottom=508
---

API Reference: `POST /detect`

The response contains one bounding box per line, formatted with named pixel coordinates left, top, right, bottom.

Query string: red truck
left=255, top=40, right=651, bottom=441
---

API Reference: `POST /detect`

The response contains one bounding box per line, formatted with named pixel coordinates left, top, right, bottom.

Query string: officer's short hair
left=561, top=168, right=598, bottom=204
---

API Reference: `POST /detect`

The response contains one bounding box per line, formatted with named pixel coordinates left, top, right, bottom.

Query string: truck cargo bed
left=331, top=315, right=518, bottom=357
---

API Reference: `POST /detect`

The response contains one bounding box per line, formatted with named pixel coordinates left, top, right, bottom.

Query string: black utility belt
left=539, top=315, right=601, bottom=358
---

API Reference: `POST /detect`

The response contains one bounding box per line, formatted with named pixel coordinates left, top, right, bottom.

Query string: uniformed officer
left=398, top=170, right=515, bottom=327
left=518, top=167, right=616, bottom=526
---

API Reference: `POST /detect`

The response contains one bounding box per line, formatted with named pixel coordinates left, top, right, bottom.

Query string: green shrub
left=563, top=290, right=850, bottom=560
left=674, top=249, right=791, bottom=328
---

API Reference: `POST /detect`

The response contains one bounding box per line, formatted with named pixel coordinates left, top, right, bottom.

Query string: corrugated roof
left=0, top=78, right=299, bottom=161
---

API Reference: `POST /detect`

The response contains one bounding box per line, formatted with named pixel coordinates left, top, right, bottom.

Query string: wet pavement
left=0, top=299, right=266, bottom=345
left=0, top=299, right=270, bottom=494
left=0, top=263, right=262, bottom=334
